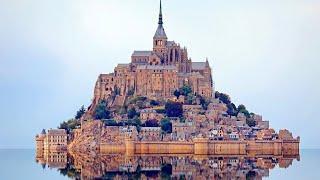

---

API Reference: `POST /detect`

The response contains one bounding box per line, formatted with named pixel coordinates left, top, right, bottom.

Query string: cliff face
left=68, top=120, right=103, bottom=153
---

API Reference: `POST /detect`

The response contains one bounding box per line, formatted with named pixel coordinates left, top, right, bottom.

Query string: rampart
left=100, top=137, right=299, bottom=156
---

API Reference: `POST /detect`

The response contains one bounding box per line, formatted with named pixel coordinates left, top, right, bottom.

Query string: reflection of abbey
left=91, top=1, right=213, bottom=109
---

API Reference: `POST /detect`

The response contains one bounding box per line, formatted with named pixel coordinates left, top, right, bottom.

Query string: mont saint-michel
left=35, top=1, right=299, bottom=156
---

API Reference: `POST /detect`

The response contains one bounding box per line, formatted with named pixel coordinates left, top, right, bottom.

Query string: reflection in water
left=36, top=149, right=299, bottom=179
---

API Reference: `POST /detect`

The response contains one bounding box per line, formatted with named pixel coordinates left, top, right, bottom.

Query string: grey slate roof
left=132, top=51, right=152, bottom=57
left=154, top=24, right=167, bottom=39
left=167, top=41, right=175, bottom=46
left=117, top=63, right=130, bottom=68
left=136, top=65, right=177, bottom=70
left=191, top=62, right=207, bottom=70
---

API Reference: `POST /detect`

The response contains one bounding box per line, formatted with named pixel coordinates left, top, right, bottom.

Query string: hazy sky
left=0, top=0, right=319, bottom=149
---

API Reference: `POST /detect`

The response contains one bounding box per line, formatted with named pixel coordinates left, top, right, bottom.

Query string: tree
left=103, top=119, right=118, bottom=126
left=160, top=118, right=172, bottom=133
left=179, top=84, right=192, bottom=96
left=215, top=91, right=231, bottom=104
left=199, top=96, right=210, bottom=110
left=58, top=118, right=80, bottom=132
left=173, top=89, right=181, bottom=99
left=128, top=107, right=138, bottom=119
left=186, top=93, right=195, bottom=105
left=132, top=117, right=142, bottom=126
left=238, top=104, right=250, bottom=118
left=246, top=118, right=256, bottom=127
left=75, top=105, right=86, bottom=119
left=150, top=100, right=160, bottom=106
left=227, top=103, right=237, bottom=116
left=165, top=101, right=183, bottom=117
left=94, top=100, right=110, bottom=120
left=144, top=119, right=159, bottom=127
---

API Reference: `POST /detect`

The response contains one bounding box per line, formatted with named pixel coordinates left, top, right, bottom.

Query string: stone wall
left=99, top=138, right=300, bottom=156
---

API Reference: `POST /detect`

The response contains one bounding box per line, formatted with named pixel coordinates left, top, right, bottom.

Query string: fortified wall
left=100, top=137, right=299, bottom=156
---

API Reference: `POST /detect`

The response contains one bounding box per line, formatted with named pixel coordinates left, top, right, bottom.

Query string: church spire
left=154, top=0, right=167, bottom=39
left=158, top=0, right=163, bottom=25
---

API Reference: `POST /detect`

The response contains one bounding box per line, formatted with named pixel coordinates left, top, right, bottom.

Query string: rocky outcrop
left=68, top=120, right=103, bottom=153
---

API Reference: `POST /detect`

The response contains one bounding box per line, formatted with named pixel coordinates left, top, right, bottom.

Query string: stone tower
left=153, top=0, right=167, bottom=58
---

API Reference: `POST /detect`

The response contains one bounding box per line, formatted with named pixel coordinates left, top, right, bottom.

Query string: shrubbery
left=94, top=100, right=110, bottom=120
left=165, top=101, right=183, bottom=117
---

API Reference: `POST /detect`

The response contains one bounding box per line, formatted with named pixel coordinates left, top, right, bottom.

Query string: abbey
left=92, top=1, right=213, bottom=108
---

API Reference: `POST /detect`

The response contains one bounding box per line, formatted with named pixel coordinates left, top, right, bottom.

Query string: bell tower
left=153, top=0, right=167, bottom=54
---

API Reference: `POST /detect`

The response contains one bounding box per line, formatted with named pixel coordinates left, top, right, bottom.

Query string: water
left=0, top=149, right=319, bottom=179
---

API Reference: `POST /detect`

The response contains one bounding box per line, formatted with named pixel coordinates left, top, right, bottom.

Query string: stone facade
left=36, top=129, right=67, bottom=151
left=86, top=1, right=214, bottom=116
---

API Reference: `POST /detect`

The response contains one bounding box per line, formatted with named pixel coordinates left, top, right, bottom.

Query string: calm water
left=0, top=149, right=319, bottom=179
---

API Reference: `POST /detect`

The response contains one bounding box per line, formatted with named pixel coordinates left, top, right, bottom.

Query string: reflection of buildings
left=36, top=149, right=299, bottom=179
left=35, top=150, right=67, bottom=169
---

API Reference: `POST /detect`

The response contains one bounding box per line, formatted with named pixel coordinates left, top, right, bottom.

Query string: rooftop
left=136, top=65, right=177, bottom=70
left=191, top=62, right=207, bottom=70
left=47, top=129, right=66, bottom=135
left=132, top=51, right=152, bottom=57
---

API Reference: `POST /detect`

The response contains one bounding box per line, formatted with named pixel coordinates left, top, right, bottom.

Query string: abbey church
left=91, top=1, right=214, bottom=109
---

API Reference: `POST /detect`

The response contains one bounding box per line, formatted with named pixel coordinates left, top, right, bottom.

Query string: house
left=208, top=128, right=218, bottom=139
left=140, top=127, right=161, bottom=141
left=140, top=109, right=164, bottom=123
left=120, top=126, right=138, bottom=140
left=228, top=132, right=240, bottom=140
left=43, top=129, right=67, bottom=151
left=172, top=121, right=196, bottom=140
left=256, top=129, right=275, bottom=140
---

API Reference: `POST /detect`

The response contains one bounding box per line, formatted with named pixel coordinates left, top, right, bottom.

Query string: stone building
left=139, top=127, right=161, bottom=141
left=36, top=129, right=67, bottom=151
left=140, top=109, right=164, bottom=123
left=172, top=121, right=196, bottom=141
left=86, top=0, right=214, bottom=116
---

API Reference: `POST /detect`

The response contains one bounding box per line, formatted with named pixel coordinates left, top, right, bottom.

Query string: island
left=35, top=0, right=299, bottom=157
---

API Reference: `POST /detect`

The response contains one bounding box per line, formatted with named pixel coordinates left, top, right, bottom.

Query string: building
left=86, top=0, right=214, bottom=117
left=172, top=121, right=196, bottom=140
left=44, top=129, right=67, bottom=151
left=36, top=129, right=67, bottom=151
left=140, top=127, right=162, bottom=141
left=120, top=126, right=138, bottom=140
left=256, top=129, right=273, bottom=140
left=140, top=109, right=164, bottom=123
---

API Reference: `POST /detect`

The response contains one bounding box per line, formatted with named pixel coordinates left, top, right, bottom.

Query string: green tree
left=246, top=118, right=256, bottom=127
left=173, top=89, right=181, bottom=99
left=58, top=119, right=80, bottom=132
left=160, top=118, right=172, bottom=133
left=75, top=105, right=86, bottom=119
left=128, top=107, right=138, bottom=119
left=103, top=119, right=118, bottom=126
left=165, top=101, right=183, bottom=117
left=144, top=119, right=159, bottom=127
left=186, top=93, right=195, bottom=105
left=199, top=96, right=210, bottom=110
left=215, top=91, right=231, bottom=104
left=150, top=100, right=160, bottom=106
left=238, top=104, right=250, bottom=118
left=227, top=103, right=237, bottom=116
left=179, top=84, right=192, bottom=96
left=94, top=100, right=111, bottom=120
